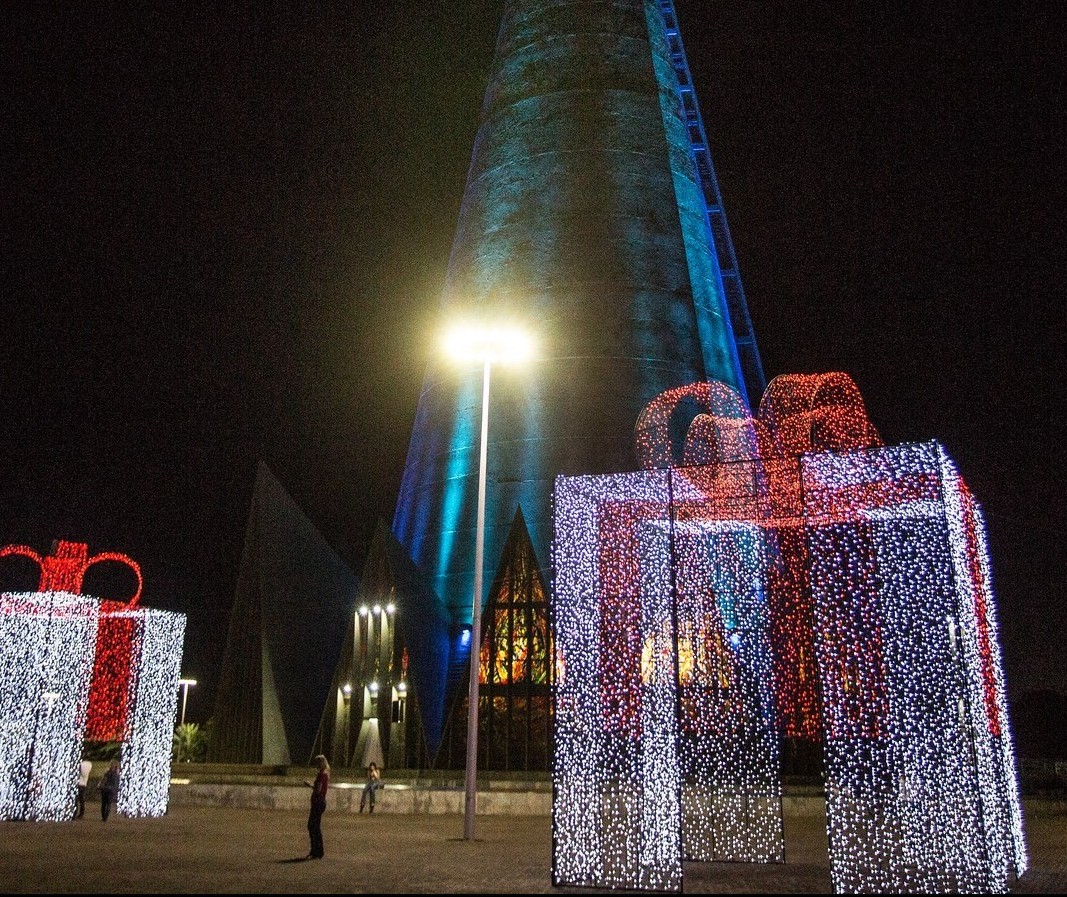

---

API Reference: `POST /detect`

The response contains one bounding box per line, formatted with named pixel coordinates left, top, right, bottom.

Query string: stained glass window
left=444, top=508, right=553, bottom=770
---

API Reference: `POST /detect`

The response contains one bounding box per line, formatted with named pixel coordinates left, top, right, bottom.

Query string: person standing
left=359, top=761, right=382, bottom=813
left=303, top=755, right=330, bottom=859
left=76, top=758, right=92, bottom=819
left=98, top=759, right=120, bottom=822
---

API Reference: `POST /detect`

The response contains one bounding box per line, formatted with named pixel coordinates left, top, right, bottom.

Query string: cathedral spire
left=394, top=0, right=763, bottom=637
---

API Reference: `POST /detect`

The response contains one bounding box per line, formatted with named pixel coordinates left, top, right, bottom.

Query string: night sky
left=3, top=2, right=1064, bottom=729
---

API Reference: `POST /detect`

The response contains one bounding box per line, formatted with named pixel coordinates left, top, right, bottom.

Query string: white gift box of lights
left=0, top=591, right=186, bottom=821
left=550, top=374, right=1026, bottom=894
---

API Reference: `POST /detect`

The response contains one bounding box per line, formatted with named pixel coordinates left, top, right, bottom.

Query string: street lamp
left=177, top=678, right=197, bottom=727
left=342, top=683, right=353, bottom=766
left=443, top=320, right=535, bottom=841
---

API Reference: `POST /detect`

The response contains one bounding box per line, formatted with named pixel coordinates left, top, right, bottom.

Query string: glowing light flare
left=442, top=321, right=535, bottom=366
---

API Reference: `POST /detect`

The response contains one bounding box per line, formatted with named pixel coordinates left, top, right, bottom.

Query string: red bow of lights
left=0, top=540, right=142, bottom=606
left=0, top=540, right=144, bottom=741
left=635, top=371, right=882, bottom=471
left=618, top=374, right=998, bottom=741
left=627, top=374, right=882, bottom=737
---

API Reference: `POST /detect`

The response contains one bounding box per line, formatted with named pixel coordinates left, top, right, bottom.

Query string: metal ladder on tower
left=658, top=0, right=767, bottom=408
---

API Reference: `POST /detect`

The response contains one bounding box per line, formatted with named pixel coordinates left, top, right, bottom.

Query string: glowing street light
left=177, top=678, right=197, bottom=727
left=443, top=319, right=535, bottom=842
left=443, top=322, right=535, bottom=368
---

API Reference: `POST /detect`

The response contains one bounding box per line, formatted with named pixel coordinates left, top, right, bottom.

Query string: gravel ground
left=0, top=804, right=1061, bottom=893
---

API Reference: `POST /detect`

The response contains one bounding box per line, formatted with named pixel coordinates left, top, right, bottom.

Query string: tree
left=172, top=722, right=208, bottom=763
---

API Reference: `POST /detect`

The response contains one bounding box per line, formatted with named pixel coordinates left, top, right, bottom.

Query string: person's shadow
left=277, top=856, right=313, bottom=863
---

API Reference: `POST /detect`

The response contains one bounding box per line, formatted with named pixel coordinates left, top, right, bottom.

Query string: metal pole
left=344, top=694, right=351, bottom=767
left=464, top=357, right=491, bottom=841
left=180, top=684, right=189, bottom=727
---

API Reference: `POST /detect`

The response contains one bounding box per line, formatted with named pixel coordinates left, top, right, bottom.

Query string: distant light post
left=443, top=320, right=535, bottom=842
left=342, top=683, right=353, bottom=765
left=177, top=678, right=197, bottom=727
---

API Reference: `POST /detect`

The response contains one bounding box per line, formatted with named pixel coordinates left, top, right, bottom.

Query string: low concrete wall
left=168, top=779, right=1067, bottom=819
left=168, top=780, right=821, bottom=817
left=1025, top=797, right=1067, bottom=815
left=167, top=781, right=551, bottom=815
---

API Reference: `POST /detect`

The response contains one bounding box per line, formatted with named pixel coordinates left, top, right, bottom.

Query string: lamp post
left=341, top=682, right=353, bottom=764
left=443, top=321, right=534, bottom=842
left=177, top=678, right=197, bottom=727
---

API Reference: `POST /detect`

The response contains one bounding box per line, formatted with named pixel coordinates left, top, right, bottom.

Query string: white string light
left=552, top=469, right=682, bottom=891
left=804, top=442, right=1027, bottom=892
left=552, top=469, right=784, bottom=890
left=116, top=607, right=187, bottom=818
left=0, top=592, right=99, bottom=821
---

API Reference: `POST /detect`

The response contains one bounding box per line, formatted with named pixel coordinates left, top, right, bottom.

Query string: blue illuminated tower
left=393, top=0, right=764, bottom=752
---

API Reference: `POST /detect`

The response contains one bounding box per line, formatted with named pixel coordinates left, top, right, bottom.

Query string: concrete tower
left=394, top=1, right=763, bottom=633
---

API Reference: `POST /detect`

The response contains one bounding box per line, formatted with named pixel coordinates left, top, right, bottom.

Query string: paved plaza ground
left=0, top=803, right=1063, bottom=893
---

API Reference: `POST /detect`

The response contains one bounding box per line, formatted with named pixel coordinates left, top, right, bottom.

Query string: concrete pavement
left=0, top=802, right=1062, bottom=893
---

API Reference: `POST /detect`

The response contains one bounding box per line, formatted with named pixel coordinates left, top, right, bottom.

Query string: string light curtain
left=0, top=592, right=99, bottom=821
left=941, top=454, right=1027, bottom=882
left=116, top=607, right=186, bottom=818
left=552, top=468, right=785, bottom=890
left=552, top=469, right=684, bottom=891
left=672, top=518, right=784, bottom=863
left=804, top=443, right=1026, bottom=892
left=551, top=374, right=1026, bottom=894
left=86, top=601, right=138, bottom=741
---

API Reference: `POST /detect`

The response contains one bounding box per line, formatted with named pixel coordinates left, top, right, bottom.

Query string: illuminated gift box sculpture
left=0, top=542, right=186, bottom=821
left=551, top=374, right=1026, bottom=894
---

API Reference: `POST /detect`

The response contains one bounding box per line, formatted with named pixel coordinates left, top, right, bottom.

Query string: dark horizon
left=3, top=2, right=1064, bottom=729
